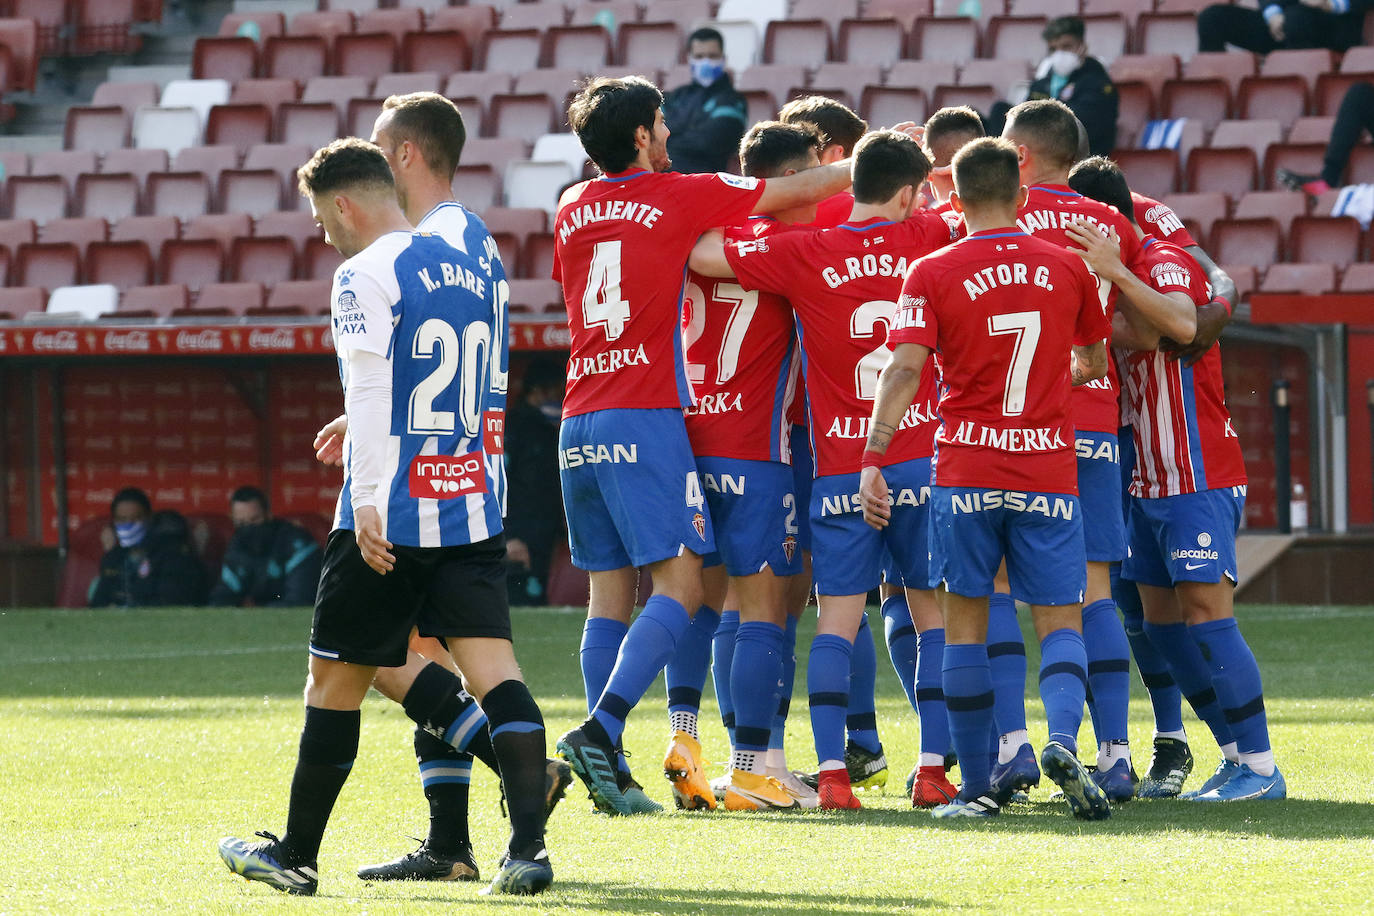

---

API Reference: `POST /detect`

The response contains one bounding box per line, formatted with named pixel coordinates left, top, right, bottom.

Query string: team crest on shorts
left=782, top=534, right=796, bottom=563
left=692, top=512, right=706, bottom=539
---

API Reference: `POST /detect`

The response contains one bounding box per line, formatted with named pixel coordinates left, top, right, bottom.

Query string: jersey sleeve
left=1070, top=255, right=1112, bottom=346
left=682, top=171, right=767, bottom=232
left=725, top=229, right=803, bottom=297
left=331, top=260, right=396, bottom=358
left=888, top=261, right=939, bottom=350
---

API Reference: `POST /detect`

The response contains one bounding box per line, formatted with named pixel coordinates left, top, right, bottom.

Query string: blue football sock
left=732, top=621, right=785, bottom=754
left=580, top=617, right=628, bottom=715
left=1115, top=564, right=1185, bottom=735
left=1189, top=618, right=1271, bottom=756
left=1083, top=598, right=1131, bottom=746
left=915, top=628, right=950, bottom=758
left=846, top=611, right=881, bottom=753
left=1038, top=627, right=1088, bottom=755
left=712, top=609, right=740, bottom=744
left=881, top=594, right=919, bottom=712
left=986, top=593, right=1027, bottom=736
left=807, top=633, right=852, bottom=765
left=664, top=605, right=719, bottom=736
left=591, top=596, right=691, bottom=747
left=1144, top=620, right=1235, bottom=748
left=770, top=614, right=799, bottom=750
left=943, top=642, right=994, bottom=797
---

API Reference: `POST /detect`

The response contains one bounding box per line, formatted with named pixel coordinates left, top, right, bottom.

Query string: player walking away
left=551, top=76, right=852, bottom=816
left=691, top=130, right=955, bottom=810
left=218, top=140, right=554, bottom=897
left=1111, top=189, right=1237, bottom=797
left=1066, top=157, right=1285, bottom=803
left=860, top=137, right=1112, bottom=819
left=667, top=120, right=824, bottom=811
left=305, top=93, right=573, bottom=886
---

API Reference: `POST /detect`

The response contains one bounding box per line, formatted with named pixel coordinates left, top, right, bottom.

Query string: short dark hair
left=568, top=76, right=663, bottom=175
left=297, top=137, right=395, bottom=199
left=851, top=129, right=931, bottom=204
left=951, top=137, right=1021, bottom=207
left=381, top=91, right=466, bottom=180
left=923, top=105, right=985, bottom=167
left=111, top=487, right=151, bottom=516
left=230, top=486, right=270, bottom=511
left=1067, top=155, right=1137, bottom=224
left=1043, top=15, right=1085, bottom=42
left=687, top=27, right=724, bottom=48
left=739, top=120, right=822, bottom=179
left=778, top=96, right=867, bottom=156
left=1003, top=99, right=1080, bottom=172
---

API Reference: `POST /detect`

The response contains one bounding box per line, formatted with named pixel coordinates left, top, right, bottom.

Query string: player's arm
left=688, top=229, right=735, bottom=279
left=1065, top=219, right=1197, bottom=344
left=1160, top=244, right=1234, bottom=367
left=752, top=160, right=852, bottom=215
left=314, top=413, right=347, bottom=466
left=861, top=342, right=932, bottom=530
left=1071, top=340, right=1108, bottom=385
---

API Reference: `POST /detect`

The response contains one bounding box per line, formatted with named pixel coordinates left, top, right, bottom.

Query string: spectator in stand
left=208, top=486, right=322, bottom=607
left=503, top=357, right=567, bottom=605
left=1025, top=17, right=1118, bottom=158
left=662, top=27, right=749, bottom=174
left=89, top=487, right=207, bottom=607
left=1199, top=0, right=1371, bottom=54
left=1279, top=81, right=1374, bottom=196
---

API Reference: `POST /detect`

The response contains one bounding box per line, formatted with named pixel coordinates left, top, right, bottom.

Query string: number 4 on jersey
left=583, top=240, right=631, bottom=340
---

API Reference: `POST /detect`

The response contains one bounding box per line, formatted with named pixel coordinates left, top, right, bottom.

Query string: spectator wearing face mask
left=207, top=486, right=322, bottom=607
left=89, top=488, right=208, bottom=607
left=1025, top=16, right=1118, bottom=158
left=503, top=358, right=567, bottom=604
left=661, top=27, right=748, bottom=174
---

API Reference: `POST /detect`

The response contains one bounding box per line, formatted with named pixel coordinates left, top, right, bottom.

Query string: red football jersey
left=727, top=213, right=955, bottom=477
left=806, top=191, right=854, bottom=229
left=683, top=216, right=800, bottom=463
left=890, top=228, right=1110, bottom=494
left=553, top=169, right=765, bottom=418
left=1132, top=192, right=1197, bottom=249
left=1121, top=237, right=1246, bottom=498
left=1016, top=184, right=1140, bottom=435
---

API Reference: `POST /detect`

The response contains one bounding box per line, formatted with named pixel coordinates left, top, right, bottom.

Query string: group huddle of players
left=550, top=79, right=1285, bottom=821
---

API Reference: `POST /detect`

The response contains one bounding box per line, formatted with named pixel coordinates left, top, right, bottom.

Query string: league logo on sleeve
left=715, top=173, right=760, bottom=190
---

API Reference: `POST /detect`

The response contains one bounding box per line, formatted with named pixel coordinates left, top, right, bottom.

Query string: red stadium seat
left=278, top=102, right=342, bottom=150
left=860, top=87, right=929, bottom=131
left=229, top=236, right=297, bottom=284
left=886, top=59, right=958, bottom=91
left=1161, top=78, right=1231, bottom=134
left=1135, top=12, right=1200, bottom=62
left=0, top=286, right=42, bottom=317
left=462, top=137, right=531, bottom=169
left=205, top=104, right=273, bottom=157
left=762, top=19, right=832, bottom=66
left=86, top=240, right=154, bottom=291
left=1260, top=262, right=1336, bottom=294
left=254, top=209, right=321, bottom=254
left=0, top=17, right=40, bottom=91
left=0, top=246, right=11, bottom=286
left=444, top=72, right=513, bottom=109
left=452, top=164, right=501, bottom=214
left=736, top=65, right=808, bottom=108
left=571, top=0, right=642, bottom=27
left=374, top=72, right=443, bottom=99
left=792, top=85, right=855, bottom=111
left=484, top=206, right=548, bottom=245
left=430, top=5, right=498, bottom=53
left=159, top=238, right=224, bottom=291
left=738, top=89, right=778, bottom=129
left=14, top=242, right=80, bottom=292
left=1234, top=190, right=1307, bottom=236
left=304, top=236, right=344, bottom=279
left=490, top=230, right=520, bottom=279
left=1155, top=0, right=1214, bottom=11
left=1237, top=75, right=1310, bottom=132
left=0, top=217, right=37, bottom=251
left=983, top=16, right=1045, bottom=63
left=618, top=21, right=681, bottom=70
left=219, top=11, right=285, bottom=39
left=862, top=0, right=933, bottom=31
left=289, top=9, right=355, bottom=48
left=836, top=18, right=905, bottom=67
left=1210, top=119, right=1283, bottom=164
left=1288, top=216, right=1362, bottom=267
left=959, top=59, right=1031, bottom=97
left=1115, top=148, right=1180, bottom=199
left=1113, top=81, right=1155, bottom=149
left=1111, top=54, right=1180, bottom=101
left=1183, top=51, right=1255, bottom=95
left=345, top=98, right=384, bottom=139
left=40, top=216, right=106, bottom=256
left=478, top=28, right=544, bottom=74
left=74, top=173, right=138, bottom=222
left=264, top=35, right=328, bottom=83
left=187, top=281, right=263, bottom=316
left=1288, top=115, right=1336, bottom=146
left=265, top=278, right=331, bottom=315
left=508, top=278, right=563, bottom=313
left=401, top=30, right=470, bottom=74
left=219, top=169, right=284, bottom=218
left=1315, top=72, right=1373, bottom=118
left=909, top=17, right=980, bottom=64
left=171, top=146, right=239, bottom=190
left=92, top=80, right=159, bottom=115
left=932, top=84, right=999, bottom=116
left=302, top=75, right=371, bottom=114
left=1161, top=191, right=1228, bottom=243
left=356, top=7, right=423, bottom=46
left=790, top=0, right=860, bottom=27
left=192, top=36, right=257, bottom=82
left=814, top=63, right=883, bottom=98
left=1186, top=147, right=1258, bottom=197
left=230, top=78, right=301, bottom=119
left=110, top=215, right=178, bottom=254
left=71, top=0, right=142, bottom=56
left=244, top=143, right=313, bottom=199
left=64, top=105, right=129, bottom=153
left=514, top=69, right=583, bottom=108
left=183, top=213, right=253, bottom=256
left=6, top=175, right=67, bottom=225
left=1263, top=143, right=1326, bottom=191
left=1260, top=48, right=1335, bottom=90
left=1012, top=0, right=1078, bottom=16
left=542, top=24, right=612, bottom=70
left=522, top=231, right=556, bottom=281
left=487, top=93, right=558, bottom=145
left=1081, top=14, right=1128, bottom=66
left=1339, top=262, right=1374, bottom=293
left=1211, top=217, right=1281, bottom=268
left=1218, top=262, right=1253, bottom=303
left=119, top=282, right=187, bottom=317
left=100, top=147, right=167, bottom=188
left=335, top=32, right=397, bottom=81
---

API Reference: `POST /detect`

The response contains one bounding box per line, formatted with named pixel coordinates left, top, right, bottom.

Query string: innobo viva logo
left=407, top=452, right=487, bottom=500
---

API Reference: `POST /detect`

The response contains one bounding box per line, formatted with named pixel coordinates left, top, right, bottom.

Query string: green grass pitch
left=2, top=603, right=1372, bottom=914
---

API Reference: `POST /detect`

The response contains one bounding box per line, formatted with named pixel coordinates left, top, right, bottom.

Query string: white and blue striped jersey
left=416, top=201, right=510, bottom=518
left=331, top=228, right=507, bottom=547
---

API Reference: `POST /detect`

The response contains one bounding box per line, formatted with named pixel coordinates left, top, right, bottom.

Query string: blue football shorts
left=929, top=485, right=1086, bottom=606
left=559, top=407, right=715, bottom=570
left=1122, top=485, right=1245, bottom=588
left=810, top=457, right=932, bottom=597
left=696, top=456, right=803, bottom=578
left=790, top=423, right=814, bottom=553
left=1077, top=431, right=1126, bottom=563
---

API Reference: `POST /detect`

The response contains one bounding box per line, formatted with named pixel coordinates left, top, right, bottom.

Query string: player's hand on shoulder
left=354, top=505, right=395, bottom=574
left=860, top=466, right=892, bottom=530
left=314, top=414, right=347, bottom=467
left=1065, top=218, right=1122, bottom=276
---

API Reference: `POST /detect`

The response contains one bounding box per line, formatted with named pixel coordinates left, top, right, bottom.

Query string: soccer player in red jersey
left=1066, top=157, right=1284, bottom=803
left=551, top=76, right=852, bottom=816
left=922, top=106, right=985, bottom=215
left=691, top=129, right=956, bottom=809
left=780, top=95, right=867, bottom=229
left=860, top=136, right=1112, bottom=819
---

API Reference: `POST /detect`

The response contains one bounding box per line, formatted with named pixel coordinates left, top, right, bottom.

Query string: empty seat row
left=1221, top=262, right=1374, bottom=301
left=1177, top=215, right=1371, bottom=270
left=1117, top=143, right=1374, bottom=198
left=0, top=279, right=330, bottom=321
left=1, top=0, right=152, bottom=59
